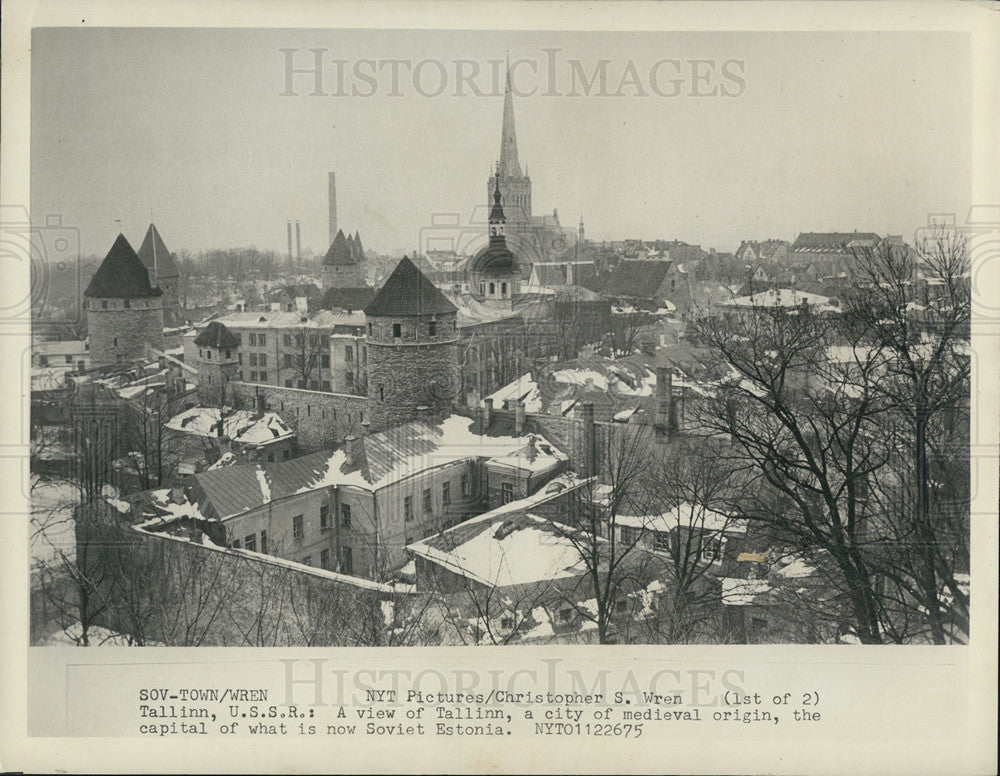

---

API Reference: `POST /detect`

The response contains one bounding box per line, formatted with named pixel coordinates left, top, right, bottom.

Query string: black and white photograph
left=2, top=1, right=998, bottom=773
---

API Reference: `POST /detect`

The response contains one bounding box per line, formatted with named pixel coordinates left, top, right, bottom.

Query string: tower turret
left=468, top=175, right=521, bottom=307
left=194, top=321, right=240, bottom=404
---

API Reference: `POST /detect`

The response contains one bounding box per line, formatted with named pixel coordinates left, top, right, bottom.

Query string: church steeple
left=489, top=171, right=506, bottom=242
left=498, top=63, right=523, bottom=179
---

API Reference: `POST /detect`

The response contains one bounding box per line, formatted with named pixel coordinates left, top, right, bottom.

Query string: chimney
left=295, top=221, right=302, bottom=260
left=344, top=435, right=358, bottom=466
left=328, top=172, right=338, bottom=245
left=580, top=402, right=596, bottom=477
left=483, top=397, right=493, bottom=428
left=157, top=355, right=167, bottom=370
left=255, top=392, right=266, bottom=414
left=169, top=482, right=186, bottom=505
left=287, top=221, right=293, bottom=261
left=515, top=400, right=525, bottom=436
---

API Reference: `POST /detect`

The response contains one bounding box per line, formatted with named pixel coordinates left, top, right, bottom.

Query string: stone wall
left=86, top=299, right=164, bottom=366
left=227, top=381, right=367, bottom=453
left=366, top=341, right=459, bottom=432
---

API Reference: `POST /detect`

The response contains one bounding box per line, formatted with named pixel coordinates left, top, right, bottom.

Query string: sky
left=31, top=28, right=973, bottom=258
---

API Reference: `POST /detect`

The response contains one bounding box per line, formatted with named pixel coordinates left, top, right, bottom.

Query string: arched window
left=501, top=282, right=508, bottom=296
left=489, top=282, right=495, bottom=295
left=480, top=283, right=485, bottom=295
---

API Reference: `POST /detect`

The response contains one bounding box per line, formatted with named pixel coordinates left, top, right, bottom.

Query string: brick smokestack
left=286, top=221, right=293, bottom=261
left=328, top=172, right=338, bottom=245
left=295, top=221, right=301, bottom=260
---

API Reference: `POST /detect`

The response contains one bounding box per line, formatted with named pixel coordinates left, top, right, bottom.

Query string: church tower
left=468, top=175, right=521, bottom=308
left=487, top=65, right=532, bottom=226
left=84, top=234, right=164, bottom=367
left=364, top=257, right=459, bottom=432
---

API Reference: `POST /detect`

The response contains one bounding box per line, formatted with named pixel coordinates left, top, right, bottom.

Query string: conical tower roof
left=364, top=256, right=457, bottom=317
left=137, top=224, right=180, bottom=281
left=194, top=321, right=241, bottom=349
left=353, top=230, right=365, bottom=261
left=323, top=229, right=356, bottom=266
left=84, top=234, right=162, bottom=299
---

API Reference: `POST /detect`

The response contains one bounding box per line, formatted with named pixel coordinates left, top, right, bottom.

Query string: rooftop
left=364, top=257, right=457, bottom=318
left=84, top=234, right=162, bottom=299
left=165, top=407, right=294, bottom=446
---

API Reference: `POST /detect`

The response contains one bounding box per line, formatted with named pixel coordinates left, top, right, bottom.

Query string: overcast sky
left=31, top=28, right=972, bottom=258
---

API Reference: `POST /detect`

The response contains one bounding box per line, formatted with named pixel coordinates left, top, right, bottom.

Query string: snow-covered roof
left=616, top=504, right=747, bottom=535
left=166, top=407, right=294, bottom=446
left=202, top=309, right=364, bottom=329
left=485, top=435, right=567, bottom=475
left=721, top=578, right=771, bottom=605
left=723, top=288, right=834, bottom=309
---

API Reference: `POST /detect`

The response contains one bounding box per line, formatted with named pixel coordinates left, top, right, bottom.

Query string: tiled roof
left=137, top=224, right=180, bottom=280
left=320, top=286, right=376, bottom=312
left=584, top=260, right=672, bottom=299
left=84, top=234, right=163, bottom=299
left=791, top=232, right=881, bottom=251
left=323, top=230, right=355, bottom=266
left=364, top=257, right=457, bottom=317
left=193, top=321, right=240, bottom=349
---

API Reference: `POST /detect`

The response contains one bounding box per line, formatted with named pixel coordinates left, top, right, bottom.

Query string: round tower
left=468, top=177, right=521, bottom=307
left=363, top=257, right=459, bottom=432
left=84, top=233, right=164, bottom=367
left=194, top=321, right=241, bottom=404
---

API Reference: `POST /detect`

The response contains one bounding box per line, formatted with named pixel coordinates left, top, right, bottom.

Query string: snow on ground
left=30, top=476, right=82, bottom=569
left=617, top=504, right=746, bottom=535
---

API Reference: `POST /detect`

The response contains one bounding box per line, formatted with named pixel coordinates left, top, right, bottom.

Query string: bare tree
left=282, top=327, right=328, bottom=389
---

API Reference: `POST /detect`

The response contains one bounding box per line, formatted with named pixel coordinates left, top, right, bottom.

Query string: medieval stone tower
left=84, top=234, right=164, bottom=367
left=363, top=257, right=459, bottom=432
left=194, top=321, right=241, bottom=404
left=137, top=224, right=182, bottom=326
left=323, top=228, right=366, bottom=287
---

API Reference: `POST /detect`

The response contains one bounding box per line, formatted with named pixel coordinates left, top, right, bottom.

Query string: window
left=428, top=321, right=436, bottom=336
left=320, top=505, right=330, bottom=531
left=501, top=282, right=508, bottom=296
left=620, top=526, right=640, bottom=546
left=500, top=482, right=514, bottom=505
left=283, top=354, right=292, bottom=368
left=442, top=481, right=451, bottom=505
left=653, top=531, right=670, bottom=552
left=258, top=334, right=266, bottom=346
left=392, top=323, right=401, bottom=338
left=101, top=300, right=108, bottom=309
left=258, top=354, right=267, bottom=367
left=293, top=514, right=304, bottom=542
left=283, top=334, right=292, bottom=346
left=249, top=371, right=257, bottom=381
left=267, top=452, right=274, bottom=462
left=321, top=354, right=330, bottom=368
left=225, top=350, right=231, bottom=359
left=461, top=473, right=470, bottom=496
left=249, top=353, right=258, bottom=366
left=249, top=334, right=257, bottom=346
left=345, top=346, right=353, bottom=362
left=500, top=615, right=514, bottom=630
left=422, top=488, right=432, bottom=514
left=244, top=534, right=256, bottom=552
left=702, top=536, right=724, bottom=563
left=368, top=322, right=373, bottom=336
left=362, top=347, right=367, bottom=364
left=560, top=608, right=573, bottom=623
left=309, top=380, right=318, bottom=390
left=39, top=355, right=48, bottom=367
left=321, top=381, right=331, bottom=391
left=303, top=556, right=312, bottom=566
left=238, top=353, right=243, bottom=365
left=206, top=350, right=212, bottom=360
left=341, top=547, right=353, bottom=574
left=285, top=379, right=293, bottom=387
left=232, top=538, right=241, bottom=549
left=65, top=354, right=73, bottom=364
left=321, top=549, right=330, bottom=569
left=260, top=530, right=267, bottom=553
left=124, top=299, right=130, bottom=309
left=283, top=449, right=290, bottom=460
left=259, top=371, right=267, bottom=381
left=404, top=496, right=413, bottom=522
left=113, top=336, right=118, bottom=347
left=341, top=504, right=351, bottom=527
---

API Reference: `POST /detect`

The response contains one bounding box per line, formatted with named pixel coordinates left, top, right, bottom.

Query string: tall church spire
left=498, top=62, right=523, bottom=178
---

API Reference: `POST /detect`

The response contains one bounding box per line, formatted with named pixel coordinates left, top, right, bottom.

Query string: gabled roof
left=791, top=232, right=881, bottom=251
left=323, top=229, right=356, bottom=266
left=84, top=234, right=163, bottom=299
left=364, top=256, right=457, bottom=317
left=584, top=260, right=673, bottom=299
left=137, top=224, right=180, bottom=281
left=320, top=286, right=376, bottom=312
left=193, top=321, right=240, bottom=349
